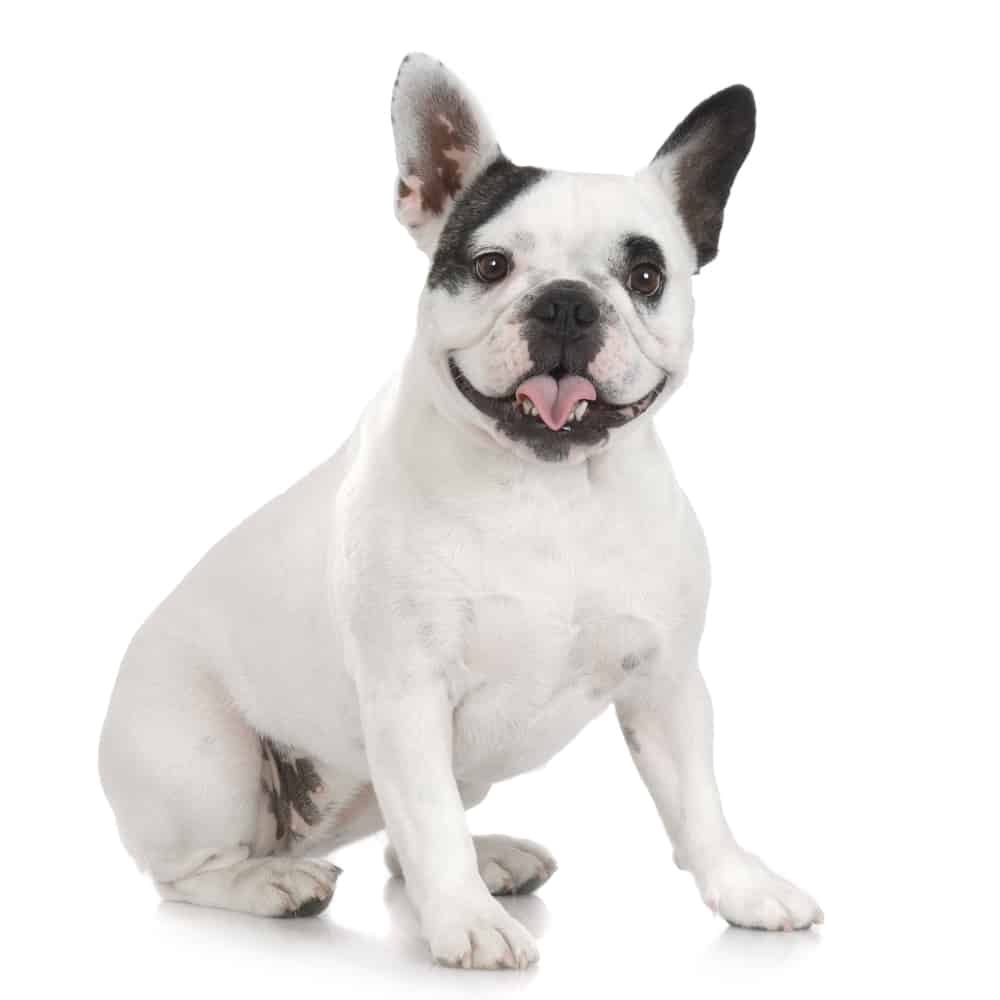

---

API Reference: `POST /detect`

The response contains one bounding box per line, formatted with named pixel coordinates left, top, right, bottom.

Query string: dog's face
left=392, top=54, right=755, bottom=462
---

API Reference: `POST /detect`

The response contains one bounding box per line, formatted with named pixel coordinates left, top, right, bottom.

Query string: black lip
left=448, top=357, right=668, bottom=461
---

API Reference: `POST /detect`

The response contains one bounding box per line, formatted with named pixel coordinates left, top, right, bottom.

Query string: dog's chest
left=446, top=479, right=668, bottom=782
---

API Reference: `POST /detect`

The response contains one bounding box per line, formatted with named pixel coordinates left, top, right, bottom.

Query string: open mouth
left=448, top=356, right=668, bottom=456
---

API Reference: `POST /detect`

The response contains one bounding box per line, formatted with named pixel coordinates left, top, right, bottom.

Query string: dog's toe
left=699, top=850, right=821, bottom=931
left=474, top=835, right=558, bottom=896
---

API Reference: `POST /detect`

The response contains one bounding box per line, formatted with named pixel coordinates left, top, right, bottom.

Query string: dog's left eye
left=474, top=251, right=510, bottom=284
left=628, top=263, right=664, bottom=297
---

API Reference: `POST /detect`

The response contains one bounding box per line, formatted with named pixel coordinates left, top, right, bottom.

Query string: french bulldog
left=99, top=52, right=821, bottom=970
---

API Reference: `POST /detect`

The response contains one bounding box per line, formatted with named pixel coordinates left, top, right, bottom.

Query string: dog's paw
left=698, top=850, right=822, bottom=931
left=473, top=835, right=558, bottom=896
left=425, top=897, right=539, bottom=970
left=242, top=857, right=341, bottom=918
left=385, top=835, right=557, bottom=897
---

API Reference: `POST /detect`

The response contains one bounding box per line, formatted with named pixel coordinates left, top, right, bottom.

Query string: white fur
left=99, top=53, right=820, bottom=970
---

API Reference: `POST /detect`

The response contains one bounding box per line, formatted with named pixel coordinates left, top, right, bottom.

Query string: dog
left=99, top=52, right=821, bottom=970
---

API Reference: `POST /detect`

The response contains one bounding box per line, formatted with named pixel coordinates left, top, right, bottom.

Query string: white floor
left=20, top=708, right=991, bottom=998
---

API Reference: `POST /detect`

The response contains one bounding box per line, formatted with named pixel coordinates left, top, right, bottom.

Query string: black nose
left=528, top=281, right=599, bottom=337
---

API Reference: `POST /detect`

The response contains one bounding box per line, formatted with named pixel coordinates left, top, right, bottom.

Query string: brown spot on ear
left=409, top=95, right=479, bottom=216
left=398, top=178, right=413, bottom=199
left=422, top=117, right=465, bottom=211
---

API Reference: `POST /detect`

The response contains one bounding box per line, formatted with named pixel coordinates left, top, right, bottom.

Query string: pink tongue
left=515, top=374, right=597, bottom=431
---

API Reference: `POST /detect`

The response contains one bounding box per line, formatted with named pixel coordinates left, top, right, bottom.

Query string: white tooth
left=521, top=398, right=532, bottom=415
left=529, top=403, right=538, bottom=417
left=574, top=400, right=588, bottom=421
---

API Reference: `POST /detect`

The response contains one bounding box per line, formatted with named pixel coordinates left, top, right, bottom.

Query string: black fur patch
left=653, top=85, right=755, bottom=268
left=260, top=737, right=324, bottom=844
left=428, top=156, right=546, bottom=292
left=623, top=235, right=666, bottom=269
left=619, top=234, right=668, bottom=308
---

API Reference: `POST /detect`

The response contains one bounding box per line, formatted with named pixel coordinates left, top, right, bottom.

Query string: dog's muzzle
left=447, top=279, right=668, bottom=459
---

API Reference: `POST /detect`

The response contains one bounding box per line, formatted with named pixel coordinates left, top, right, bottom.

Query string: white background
left=3, top=2, right=998, bottom=996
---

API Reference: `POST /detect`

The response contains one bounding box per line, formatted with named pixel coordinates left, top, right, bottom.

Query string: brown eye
left=628, top=262, right=663, bottom=296
left=474, top=251, right=510, bottom=284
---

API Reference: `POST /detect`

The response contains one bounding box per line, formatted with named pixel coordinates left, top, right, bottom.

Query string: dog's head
left=392, top=53, right=754, bottom=463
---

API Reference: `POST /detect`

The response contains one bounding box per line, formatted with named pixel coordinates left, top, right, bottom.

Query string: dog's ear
left=645, top=85, right=755, bottom=270
left=391, top=53, right=501, bottom=255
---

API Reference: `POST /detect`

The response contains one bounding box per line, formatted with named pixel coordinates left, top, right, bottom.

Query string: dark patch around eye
left=619, top=234, right=667, bottom=304
left=428, top=156, right=546, bottom=293
left=622, top=235, right=666, bottom=272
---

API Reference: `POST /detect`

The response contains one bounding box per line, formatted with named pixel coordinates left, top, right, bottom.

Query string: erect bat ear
left=391, top=53, right=502, bottom=255
left=645, top=85, right=756, bottom=270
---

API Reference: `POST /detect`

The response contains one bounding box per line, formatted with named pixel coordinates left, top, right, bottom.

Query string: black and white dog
left=100, top=53, right=821, bottom=970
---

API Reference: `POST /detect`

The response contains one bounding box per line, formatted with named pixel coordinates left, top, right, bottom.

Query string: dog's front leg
left=360, top=672, right=538, bottom=969
left=616, top=663, right=823, bottom=930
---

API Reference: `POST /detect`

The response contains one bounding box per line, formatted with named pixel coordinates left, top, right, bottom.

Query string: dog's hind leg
left=99, top=632, right=340, bottom=917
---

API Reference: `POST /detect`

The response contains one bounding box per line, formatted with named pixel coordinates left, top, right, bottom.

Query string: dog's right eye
left=474, top=251, right=511, bottom=284
left=627, top=262, right=664, bottom=297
